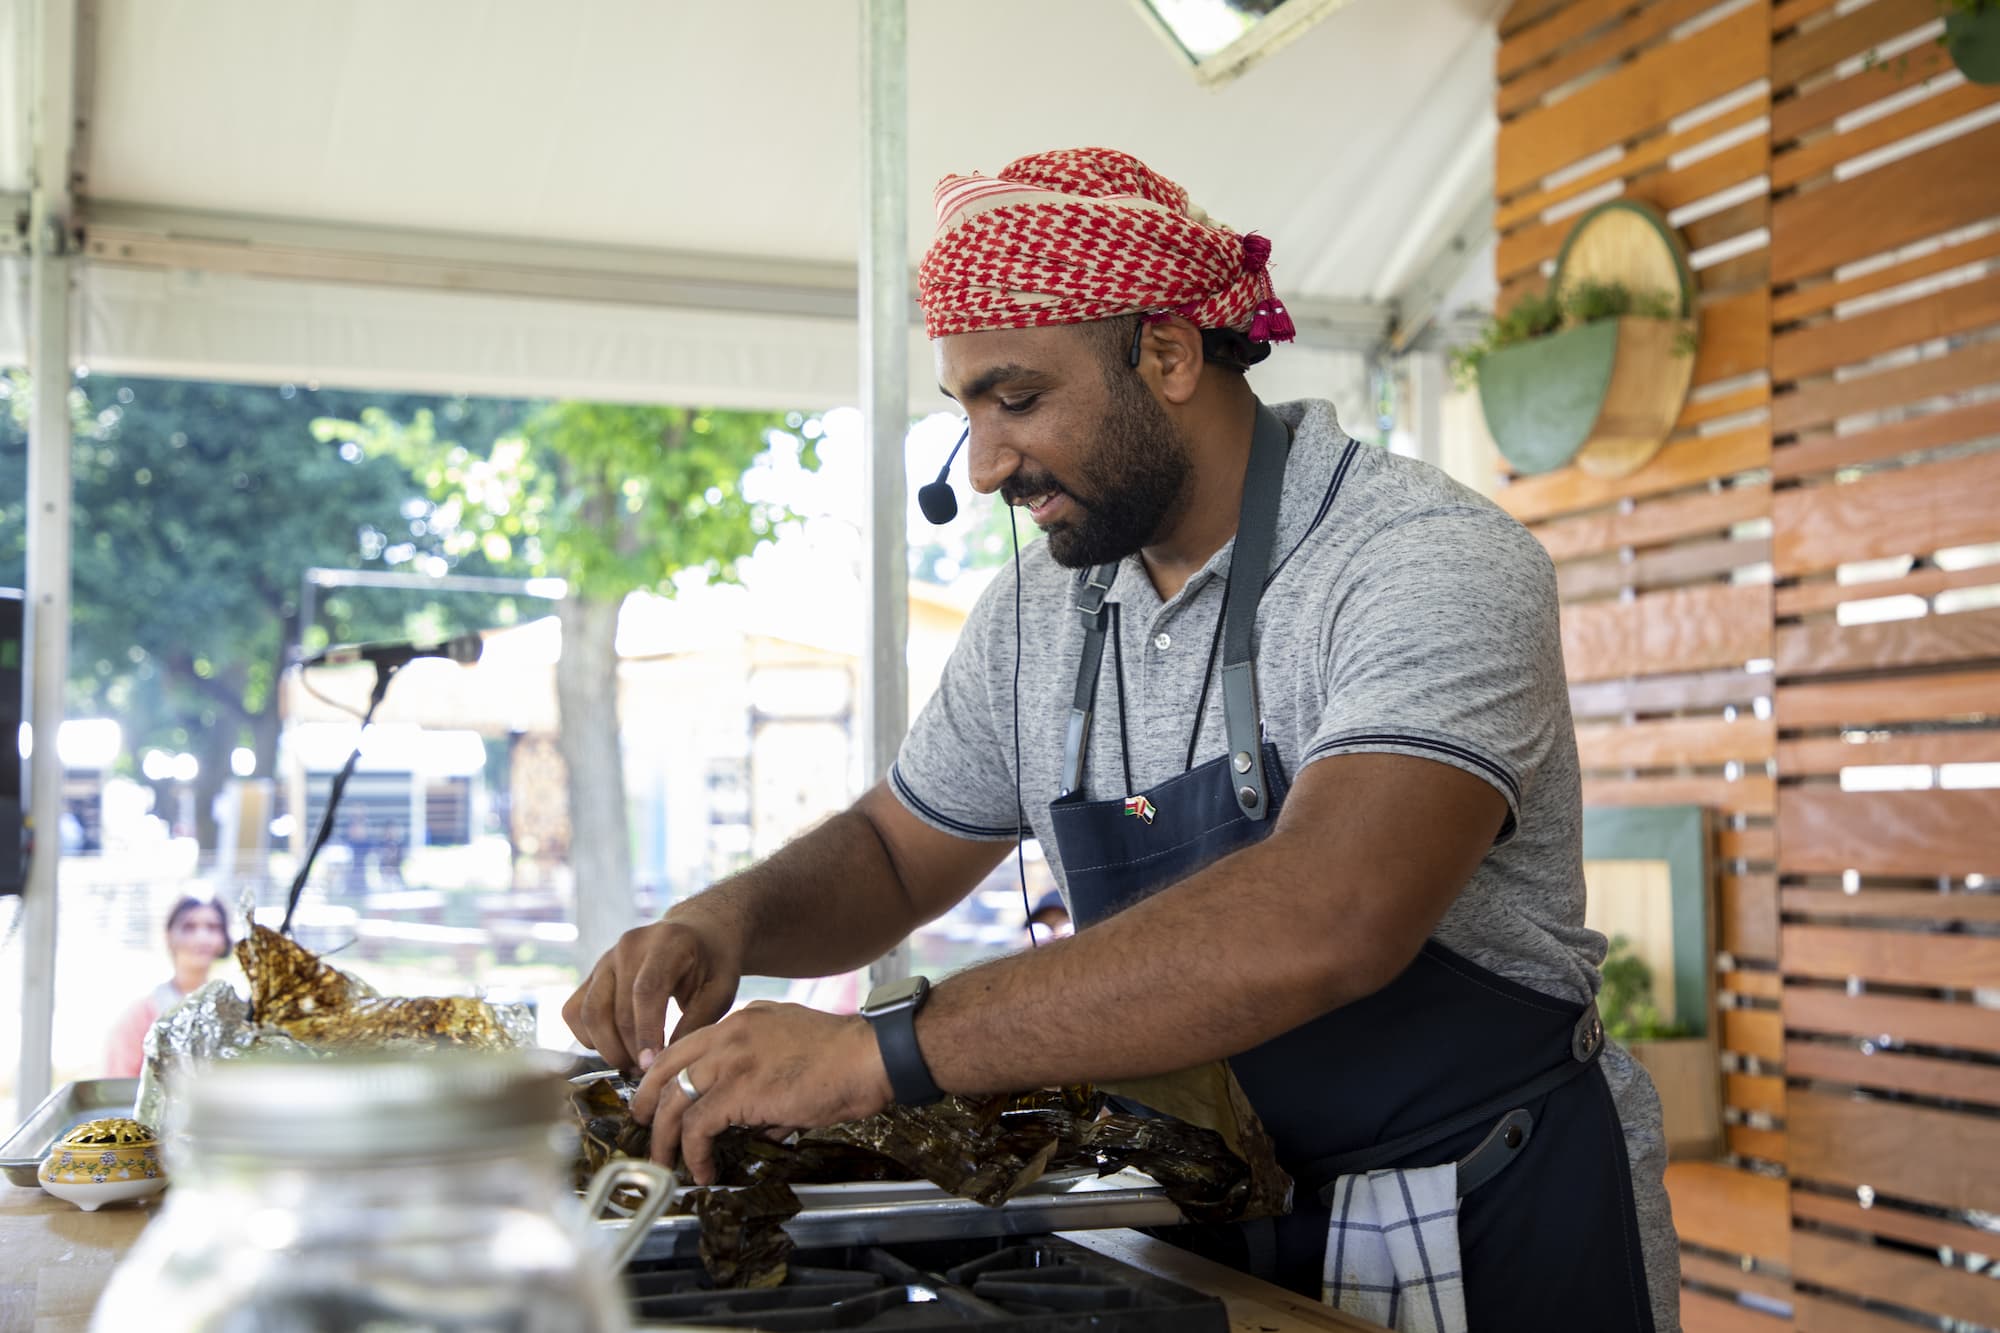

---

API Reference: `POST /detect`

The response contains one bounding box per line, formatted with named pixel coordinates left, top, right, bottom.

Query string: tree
left=318, top=401, right=815, bottom=964
left=0, top=370, right=527, bottom=848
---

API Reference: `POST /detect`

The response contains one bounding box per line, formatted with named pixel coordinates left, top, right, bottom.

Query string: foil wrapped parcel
left=137, top=924, right=534, bottom=1130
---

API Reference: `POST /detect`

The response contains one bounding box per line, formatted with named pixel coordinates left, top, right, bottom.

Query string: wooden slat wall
left=1496, top=2, right=2000, bottom=1328
left=1496, top=5, right=1786, bottom=1326
left=1768, top=1, right=2000, bottom=1328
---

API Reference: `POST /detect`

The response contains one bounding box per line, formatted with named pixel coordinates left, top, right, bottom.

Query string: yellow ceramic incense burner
left=38, top=1117, right=167, bottom=1211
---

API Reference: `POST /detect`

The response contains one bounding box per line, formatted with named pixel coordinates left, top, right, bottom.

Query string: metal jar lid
left=179, top=1050, right=572, bottom=1160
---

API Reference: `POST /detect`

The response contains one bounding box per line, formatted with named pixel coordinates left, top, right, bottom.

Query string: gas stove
left=626, top=1233, right=1229, bottom=1331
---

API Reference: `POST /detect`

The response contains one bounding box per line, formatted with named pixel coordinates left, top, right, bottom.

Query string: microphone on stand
left=917, top=425, right=970, bottom=526
left=300, top=632, right=485, bottom=670
left=280, top=629, right=483, bottom=937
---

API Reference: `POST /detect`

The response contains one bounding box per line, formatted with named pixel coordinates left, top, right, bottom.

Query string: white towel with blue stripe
left=1322, top=1164, right=1469, bottom=1333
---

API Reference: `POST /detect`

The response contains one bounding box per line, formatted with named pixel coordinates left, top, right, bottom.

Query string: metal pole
left=1404, top=350, right=1447, bottom=471
left=860, top=0, right=910, bottom=991
left=18, top=0, right=79, bottom=1112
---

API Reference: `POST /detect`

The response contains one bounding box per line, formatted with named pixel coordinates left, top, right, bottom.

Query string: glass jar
left=93, top=1051, right=652, bottom=1332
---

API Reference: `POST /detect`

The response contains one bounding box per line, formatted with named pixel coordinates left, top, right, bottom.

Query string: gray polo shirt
left=891, top=398, right=1678, bottom=1328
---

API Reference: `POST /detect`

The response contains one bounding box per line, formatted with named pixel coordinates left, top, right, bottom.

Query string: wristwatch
left=860, top=974, right=945, bottom=1106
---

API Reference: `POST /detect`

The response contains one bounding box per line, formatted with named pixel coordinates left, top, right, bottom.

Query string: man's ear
left=1140, top=318, right=1205, bottom=405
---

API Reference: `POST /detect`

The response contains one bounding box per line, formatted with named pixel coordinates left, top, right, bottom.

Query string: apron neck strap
left=1220, top=403, right=1293, bottom=820
left=1057, top=401, right=1292, bottom=807
left=1060, top=568, right=1117, bottom=798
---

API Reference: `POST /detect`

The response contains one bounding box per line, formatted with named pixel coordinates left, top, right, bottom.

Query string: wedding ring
left=675, top=1067, right=702, bottom=1104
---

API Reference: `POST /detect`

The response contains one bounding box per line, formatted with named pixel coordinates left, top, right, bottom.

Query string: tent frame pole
left=17, top=0, right=80, bottom=1114
left=860, top=0, right=910, bottom=991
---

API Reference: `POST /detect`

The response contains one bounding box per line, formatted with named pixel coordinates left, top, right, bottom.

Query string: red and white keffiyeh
left=917, top=147, right=1296, bottom=345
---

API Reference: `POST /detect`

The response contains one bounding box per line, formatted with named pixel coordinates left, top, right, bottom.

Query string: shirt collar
left=1105, top=398, right=1351, bottom=613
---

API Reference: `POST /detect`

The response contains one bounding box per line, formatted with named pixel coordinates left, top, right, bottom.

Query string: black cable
left=1010, top=506, right=1036, bottom=946
left=1185, top=583, right=1230, bottom=772
left=298, top=667, right=371, bottom=721
left=280, top=663, right=396, bottom=937
left=1109, top=603, right=1135, bottom=796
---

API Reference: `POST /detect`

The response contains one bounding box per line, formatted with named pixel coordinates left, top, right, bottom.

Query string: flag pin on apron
left=1122, top=795, right=1157, bottom=824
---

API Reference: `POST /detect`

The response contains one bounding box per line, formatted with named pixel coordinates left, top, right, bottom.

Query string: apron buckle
left=1572, top=1009, right=1604, bottom=1062
left=1073, top=564, right=1117, bottom=617
left=1454, top=1107, right=1533, bottom=1197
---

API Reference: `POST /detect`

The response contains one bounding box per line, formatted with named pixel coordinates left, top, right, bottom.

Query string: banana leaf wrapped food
left=680, top=1178, right=804, bottom=1290
left=571, top=1075, right=1293, bottom=1289
left=237, top=924, right=522, bottom=1049
left=137, top=923, right=533, bottom=1131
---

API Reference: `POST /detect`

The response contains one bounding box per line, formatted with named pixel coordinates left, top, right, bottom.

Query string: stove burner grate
left=627, top=1233, right=1229, bottom=1331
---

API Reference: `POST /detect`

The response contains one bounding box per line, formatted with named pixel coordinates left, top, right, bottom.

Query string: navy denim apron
left=1045, top=403, right=1656, bottom=1329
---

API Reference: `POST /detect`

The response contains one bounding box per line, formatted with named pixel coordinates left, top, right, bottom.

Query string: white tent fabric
left=0, top=261, right=22, bottom=359
left=51, top=260, right=1369, bottom=414
left=0, top=0, right=25, bottom=196
left=4, top=0, right=1503, bottom=1109
left=4, top=0, right=1500, bottom=404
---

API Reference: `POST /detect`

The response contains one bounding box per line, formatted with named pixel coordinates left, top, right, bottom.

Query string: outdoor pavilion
left=0, top=0, right=1505, bottom=1107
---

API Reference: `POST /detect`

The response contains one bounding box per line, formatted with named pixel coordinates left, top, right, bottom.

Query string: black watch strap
left=868, top=1002, right=944, bottom=1107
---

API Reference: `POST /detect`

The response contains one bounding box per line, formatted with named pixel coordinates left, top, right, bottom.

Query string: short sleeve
left=1302, top=507, right=1568, bottom=844
left=890, top=579, right=1026, bottom=842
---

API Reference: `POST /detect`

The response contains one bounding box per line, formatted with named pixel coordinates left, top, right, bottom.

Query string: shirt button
left=1154, top=632, right=1172, bottom=651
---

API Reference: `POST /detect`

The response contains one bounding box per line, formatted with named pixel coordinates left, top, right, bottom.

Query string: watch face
left=862, top=974, right=928, bottom=1015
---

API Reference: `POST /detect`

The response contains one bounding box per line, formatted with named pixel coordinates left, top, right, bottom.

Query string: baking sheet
left=788, top=1163, right=1106, bottom=1205
left=614, top=1167, right=1183, bottom=1263
left=7, top=1081, right=1186, bottom=1253
left=1, top=1079, right=141, bottom=1187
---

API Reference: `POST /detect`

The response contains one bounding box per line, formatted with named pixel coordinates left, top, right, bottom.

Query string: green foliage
left=0, top=370, right=528, bottom=773
left=1944, top=0, right=1997, bottom=16
left=1596, top=935, right=1691, bottom=1043
left=315, top=401, right=817, bottom=604
left=1449, top=279, right=1687, bottom=389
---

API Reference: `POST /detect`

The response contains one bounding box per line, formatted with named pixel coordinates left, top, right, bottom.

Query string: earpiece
left=918, top=424, right=969, bottom=526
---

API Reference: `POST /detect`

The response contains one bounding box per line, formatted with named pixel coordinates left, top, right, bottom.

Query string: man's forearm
left=668, top=806, right=920, bottom=978
left=913, top=831, right=1379, bottom=1093
left=911, top=754, right=1503, bottom=1095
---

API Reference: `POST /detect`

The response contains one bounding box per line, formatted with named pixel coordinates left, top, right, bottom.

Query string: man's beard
left=1002, top=376, right=1194, bottom=569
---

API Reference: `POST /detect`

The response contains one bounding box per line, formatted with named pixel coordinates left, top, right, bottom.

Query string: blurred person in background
left=1028, top=890, right=1071, bottom=943
left=339, top=812, right=374, bottom=898
left=105, top=896, right=232, bottom=1077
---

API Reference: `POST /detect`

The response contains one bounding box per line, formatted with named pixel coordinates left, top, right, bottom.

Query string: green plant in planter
left=1597, top=935, right=1692, bottom=1044
left=1450, top=280, right=1684, bottom=389
left=1943, top=0, right=2000, bottom=85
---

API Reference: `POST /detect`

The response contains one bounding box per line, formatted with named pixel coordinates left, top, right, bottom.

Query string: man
left=566, top=148, right=1677, bottom=1331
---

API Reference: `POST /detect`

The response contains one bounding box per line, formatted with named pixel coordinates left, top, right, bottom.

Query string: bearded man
left=565, top=147, right=1677, bottom=1332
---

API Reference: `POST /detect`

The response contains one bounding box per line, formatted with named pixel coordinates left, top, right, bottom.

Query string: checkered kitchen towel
left=1322, top=1165, right=1469, bottom=1333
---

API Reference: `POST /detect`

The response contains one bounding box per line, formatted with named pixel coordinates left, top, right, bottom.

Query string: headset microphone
left=917, top=423, right=970, bottom=526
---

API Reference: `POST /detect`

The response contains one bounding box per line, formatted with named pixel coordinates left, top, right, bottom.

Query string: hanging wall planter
left=1945, top=2, right=2000, bottom=85
left=1465, top=200, right=1697, bottom=480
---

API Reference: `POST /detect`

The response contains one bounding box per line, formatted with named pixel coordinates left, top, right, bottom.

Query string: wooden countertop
left=1060, top=1229, right=1389, bottom=1332
left=1, top=1182, right=157, bottom=1331
left=1, top=1181, right=1382, bottom=1332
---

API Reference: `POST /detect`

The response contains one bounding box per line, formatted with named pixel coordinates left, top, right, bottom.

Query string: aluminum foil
left=134, top=957, right=536, bottom=1135
left=135, top=981, right=313, bottom=1131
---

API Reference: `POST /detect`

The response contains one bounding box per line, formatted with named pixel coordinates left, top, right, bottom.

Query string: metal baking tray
left=618, top=1169, right=1185, bottom=1264
left=1, top=1078, right=141, bottom=1186
left=6, top=1080, right=1187, bottom=1253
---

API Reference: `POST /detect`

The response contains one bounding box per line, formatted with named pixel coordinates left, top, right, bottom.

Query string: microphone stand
left=279, top=661, right=399, bottom=937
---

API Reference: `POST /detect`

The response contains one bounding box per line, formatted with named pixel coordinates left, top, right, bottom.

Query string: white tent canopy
left=4, top=0, right=1505, bottom=1105
left=3, top=0, right=1500, bottom=407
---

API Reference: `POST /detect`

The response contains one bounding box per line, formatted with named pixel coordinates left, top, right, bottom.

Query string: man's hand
left=562, top=911, right=745, bottom=1073
left=630, top=1000, right=895, bottom=1182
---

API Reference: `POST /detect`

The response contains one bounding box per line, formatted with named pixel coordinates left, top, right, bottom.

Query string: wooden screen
left=1495, top=1, right=2000, bottom=1329
left=1769, top=2, right=2000, bottom=1329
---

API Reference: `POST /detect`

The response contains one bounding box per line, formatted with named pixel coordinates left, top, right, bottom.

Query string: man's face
left=934, top=322, right=1194, bottom=568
